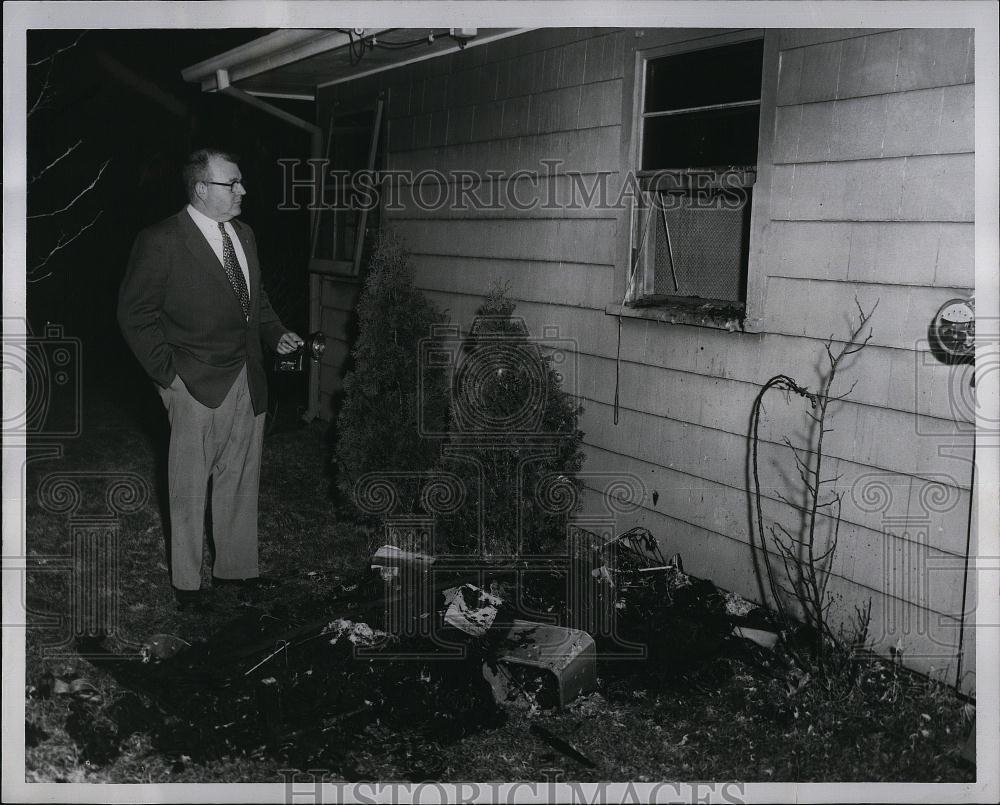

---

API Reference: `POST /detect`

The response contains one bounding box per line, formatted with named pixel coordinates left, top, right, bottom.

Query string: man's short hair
left=182, top=148, right=240, bottom=200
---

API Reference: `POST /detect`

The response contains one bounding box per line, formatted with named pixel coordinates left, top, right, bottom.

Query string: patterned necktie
left=218, top=222, right=249, bottom=319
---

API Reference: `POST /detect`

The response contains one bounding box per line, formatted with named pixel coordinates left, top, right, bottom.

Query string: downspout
left=214, top=69, right=325, bottom=421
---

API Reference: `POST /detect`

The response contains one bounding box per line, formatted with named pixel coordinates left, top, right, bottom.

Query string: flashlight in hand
left=273, top=331, right=326, bottom=372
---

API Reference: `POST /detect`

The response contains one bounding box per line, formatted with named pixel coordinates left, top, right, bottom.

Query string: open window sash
left=629, top=168, right=756, bottom=309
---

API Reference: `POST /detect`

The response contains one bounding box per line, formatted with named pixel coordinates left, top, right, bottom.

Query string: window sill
left=605, top=300, right=764, bottom=333
left=308, top=262, right=363, bottom=282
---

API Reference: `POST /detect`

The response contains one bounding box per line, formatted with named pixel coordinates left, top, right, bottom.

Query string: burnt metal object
left=601, top=526, right=667, bottom=573
left=494, top=619, right=597, bottom=708
left=371, top=544, right=436, bottom=581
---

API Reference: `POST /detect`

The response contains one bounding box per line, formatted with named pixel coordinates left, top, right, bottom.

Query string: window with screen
left=630, top=38, right=764, bottom=311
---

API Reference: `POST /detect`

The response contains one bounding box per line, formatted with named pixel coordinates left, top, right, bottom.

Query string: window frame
left=614, top=29, right=779, bottom=332
left=308, top=95, right=385, bottom=278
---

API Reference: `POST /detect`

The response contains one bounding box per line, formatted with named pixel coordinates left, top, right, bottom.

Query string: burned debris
left=56, top=526, right=780, bottom=776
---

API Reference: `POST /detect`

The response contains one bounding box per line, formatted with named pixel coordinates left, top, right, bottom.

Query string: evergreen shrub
left=437, top=284, right=585, bottom=556
left=333, top=229, right=449, bottom=518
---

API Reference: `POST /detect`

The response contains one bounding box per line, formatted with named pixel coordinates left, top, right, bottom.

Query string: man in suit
left=118, top=148, right=303, bottom=608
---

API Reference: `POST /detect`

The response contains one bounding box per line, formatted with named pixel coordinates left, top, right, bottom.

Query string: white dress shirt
left=186, top=204, right=250, bottom=291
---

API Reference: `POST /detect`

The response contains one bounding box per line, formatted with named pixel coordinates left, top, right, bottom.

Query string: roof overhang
left=181, top=28, right=531, bottom=101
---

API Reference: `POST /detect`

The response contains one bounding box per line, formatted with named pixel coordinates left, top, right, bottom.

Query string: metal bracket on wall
left=214, top=69, right=321, bottom=135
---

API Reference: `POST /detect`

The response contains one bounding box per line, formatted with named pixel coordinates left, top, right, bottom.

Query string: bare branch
left=796, top=462, right=816, bottom=493
left=824, top=341, right=835, bottom=368
left=30, top=140, right=82, bottom=184
left=818, top=523, right=842, bottom=601
left=776, top=579, right=796, bottom=599
left=815, top=542, right=837, bottom=562
left=28, top=64, right=54, bottom=118
left=29, top=211, right=102, bottom=276
left=784, top=440, right=811, bottom=472
left=768, top=524, right=788, bottom=546
left=28, top=32, right=86, bottom=67
left=773, top=521, right=805, bottom=547
left=775, top=548, right=797, bottom=576
left=28, top=159, right=109, bottom=218
left=777, top=553, right=800, bottom=594
left=830, top=381, right=860, bottom=403
left=750, top=310, right=877, bottom=672
left=774, top=489, right=808, bottom=513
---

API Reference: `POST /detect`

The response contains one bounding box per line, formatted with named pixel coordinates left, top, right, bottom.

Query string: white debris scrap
left=371, top=544, right=437, bottom=581
left=442, top=584, right=503, bottom=637
left=724, top=591, right=756, bottom=618
left=324, top=618, right=386, bottom=647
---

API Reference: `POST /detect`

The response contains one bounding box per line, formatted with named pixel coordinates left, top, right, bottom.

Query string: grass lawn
left=20, top=384, right=976, bottom=784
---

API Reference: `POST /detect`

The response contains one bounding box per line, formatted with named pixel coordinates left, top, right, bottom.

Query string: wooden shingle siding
left=582, top=482, right=966, bottom=674
left=392, top=218, right=618, bottom=265
left=579, top=399, right=972, bottom=555
left=767, top=221, right=974, bottom=288
left=763, top=276, right=972, bottom=348
left=779, top=29, right=900, bottom=50
left=318, top=337, right=350, bottom=398
left=485, top=28, right=618, bottom=67
left=576, top=444, right=967, bottom=619
left=319, top=306, right=352, bottom=342
left=316, top=278, right=360, bottom=407
left=760, top=25, right=973, bottom=682
left=773, top=84, right=974, bottom=162
left=383, top=173, right=628, bottom=221
left=319, top=278, right=359, bottom=313
left=315, top=27, right=975, bottom=686
left=578, top=391, right=973, bottom=519
left=388, top=126, right=621, bottom=174
left=770, top=154, right=974, bottom=222
left=777, top=29, right=973, bottom=105
left=410, top=255, right=615, bottom=310
left=417, top=294, right=972, bottom=424
left=570, top=354, right=974, bottom=477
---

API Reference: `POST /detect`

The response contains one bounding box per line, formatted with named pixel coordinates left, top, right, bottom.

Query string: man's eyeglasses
left=204, top=179, right=246, bottom=192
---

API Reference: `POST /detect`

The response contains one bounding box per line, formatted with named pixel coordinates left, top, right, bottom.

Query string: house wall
left=313, top=27, right=976, bottom=689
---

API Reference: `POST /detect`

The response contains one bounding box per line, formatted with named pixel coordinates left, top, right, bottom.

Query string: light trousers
left=158, top=365, right=265, bottom=590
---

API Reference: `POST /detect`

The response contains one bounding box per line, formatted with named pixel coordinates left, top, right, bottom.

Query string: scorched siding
left=313, top=26, right=976, bottom=689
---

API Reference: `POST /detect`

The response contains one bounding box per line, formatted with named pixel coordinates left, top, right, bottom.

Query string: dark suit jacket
left=117, top=209, right=286, bottom=414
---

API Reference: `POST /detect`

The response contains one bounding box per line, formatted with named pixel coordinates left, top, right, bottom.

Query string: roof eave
left=182, top=28, right=535, bottom=97
left=181, top=28, right=394, bottom=92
